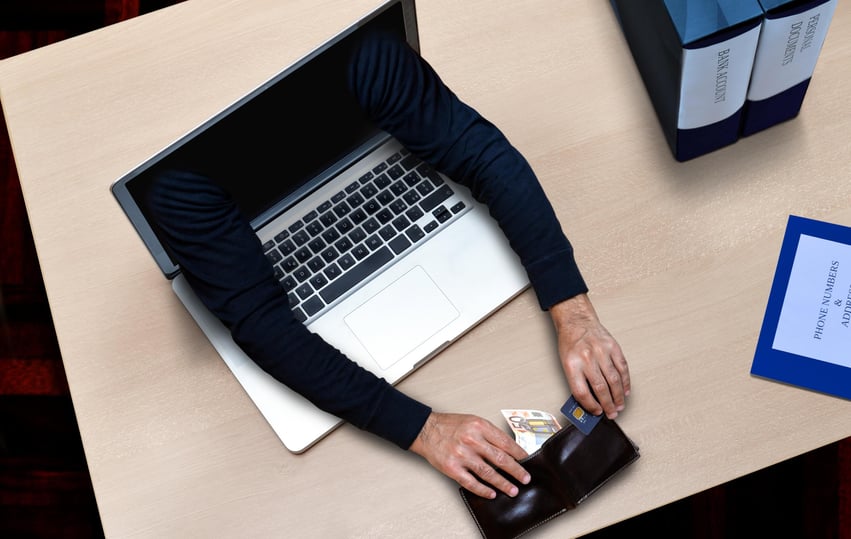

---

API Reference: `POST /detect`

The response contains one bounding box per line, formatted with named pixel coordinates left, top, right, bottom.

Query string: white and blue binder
left=742, top=0, right=837, bottom=136
left=611, top=0, right=764, bottom=161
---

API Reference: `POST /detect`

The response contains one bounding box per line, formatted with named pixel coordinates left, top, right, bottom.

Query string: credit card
left=560, top=395, right=601, bottom=435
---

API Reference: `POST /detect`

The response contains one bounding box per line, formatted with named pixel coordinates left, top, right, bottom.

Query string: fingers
left=409, top=413, right=531, bottom=499
left=549, top=294, right=632, bottom=419
left=564, top=338, right=630, bottom=419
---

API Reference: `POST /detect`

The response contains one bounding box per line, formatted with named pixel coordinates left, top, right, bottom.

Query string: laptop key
left=274, top=230, right=290, bottom=243
left=360, top=183, right=378, bottom=199
left=434, top=206, right=452, bottom=223
left=416, top=181, right=434, bottom=196
left=376, top=189, right=394, bottom=206
left=403, top=190, right=421, bottom=206
left=379, top=225, right=396, bottom=241
left=319, top=211, right=337, bottom=227
left=302, top=296, right=324, bottom=317
left=294, top=247, right=312, bottom=263
left=293, top=266, right=311, bottom=283
left=307, top=256, right=325, bottom=273
left=423, top=220, right=439, bottom=233
left=321, top=227, right=340, bottom=243
left=319, top=246, right=393, bottom=304
left=266, top=250, right=283, bottom=264
left=282, top=275, right=297, bottom=292
left=389, top=235, right=412, bottom=255
left=279, top=239, right=296, bottom=256
left=363, top=218, right=380, bottom=233
left=400, top=154, right=420, bottom=170
left=403, top=171, right=421, bottom=187
left=358, top=171, right=374, bottom=185
left=308, top=238, right=326, bottom=254
left=292, top=230, right=310, bottom=246
left=387, top=152, right=402, bottom=164
left=336, top=218, right=353, bottom=234
left=420, top=184, right=454, bottom=213
left=288, top=220, right=304, bottom=233
left=334, top=237, right=353, bottom=253
left=262, top=240, right=275, bottom=252
left=310, top=273, right=328, bottom=289
left=324, top=263, right=342, bottom=280
left=390, top=180, right=407, bottom=196
left=349, top=226, right=367, bottom=244
left=392, top=215, right=410, bottom=232
left=317, top=200, right=332, bottom=213
left=346, top=192, right=365, bottom=208
left=376, top=208, right=394, bottom=224
left=321, top=246, right=339, bottom=263
left=451, top=201, right=466, bottom=214
left=389, top=200, right=407, bottom=216
left=305, top=220, right=323, bottom=236
left=363, top=199, right=381, bottom=215
left=365, top=234, right=382, bottom=251
left=287, top=293, right=299, bottom=309
left=388, top=164, right=404, bottom=179
left=345, top=181, right=360, bottom=194
left=374, top=173, right=391, bottom=189
left=351, top=244, right=369, bottom=260
left=372, top=162, right=388, bottom=175
left=331, top=191, right=346, bottom=203
left=338, top=253, right=356, bottom=271
left=405, top=206, right=424, bottom=222
left=303, top=210, right=318, bottom=223
left=333, top=201, right=351, bottom=217
left=296, top=283, right=313, bottom=300
left=282, top=256, right=299, bottom=272
left=293, top=308, right=307, bottom=323
left=405, top=224, right=425, bottom=243
left=350, top=208, right=367, bottom=225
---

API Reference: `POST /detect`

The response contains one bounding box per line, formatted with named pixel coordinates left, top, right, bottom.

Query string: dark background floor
left=1, top=2, right=849, bottom=537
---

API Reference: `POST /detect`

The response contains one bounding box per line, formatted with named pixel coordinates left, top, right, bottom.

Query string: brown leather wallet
left=459, top=416, right=639, bottom=539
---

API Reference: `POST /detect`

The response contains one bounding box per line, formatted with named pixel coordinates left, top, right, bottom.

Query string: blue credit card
left=560, top=395, right=602, bottom=435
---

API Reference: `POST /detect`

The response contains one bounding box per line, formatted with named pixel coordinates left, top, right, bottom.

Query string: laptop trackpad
left=344, top=266, right=459, bottom=371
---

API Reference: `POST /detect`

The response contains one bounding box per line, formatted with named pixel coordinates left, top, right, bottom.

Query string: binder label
left=747, top=0, right=837, bottom=101
left=678, top=24, right=762, bottom=129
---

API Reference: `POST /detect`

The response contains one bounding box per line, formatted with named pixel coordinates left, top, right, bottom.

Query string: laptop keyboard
left=261, top=149, right=467, bottom=323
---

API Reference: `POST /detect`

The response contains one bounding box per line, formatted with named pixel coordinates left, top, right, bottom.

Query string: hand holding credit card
left=561, top=395, right=602, bottom=435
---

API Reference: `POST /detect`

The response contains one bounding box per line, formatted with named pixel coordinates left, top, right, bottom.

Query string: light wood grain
left=2, top=0, right=850, bottom=537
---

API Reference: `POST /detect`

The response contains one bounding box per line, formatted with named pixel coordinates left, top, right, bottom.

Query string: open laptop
left=112, top=0, right=528, bottom=453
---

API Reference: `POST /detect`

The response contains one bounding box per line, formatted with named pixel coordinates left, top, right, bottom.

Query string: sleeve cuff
left=525, top=248, right=589, bottom=310
left=364, top=385, right=433, bottom=450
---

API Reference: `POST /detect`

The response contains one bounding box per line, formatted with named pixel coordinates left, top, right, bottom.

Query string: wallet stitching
left=459, top=489, right=488, bottom=539
left=459, top=490, right=567, bottom=539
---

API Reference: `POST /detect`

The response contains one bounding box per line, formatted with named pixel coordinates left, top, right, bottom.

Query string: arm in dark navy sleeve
left=348, top=32, right=588, bottom=309
left=147, top=169, right=431, bottom=449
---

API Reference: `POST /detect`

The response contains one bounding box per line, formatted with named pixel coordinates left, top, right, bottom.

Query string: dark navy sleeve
left=348, top=32, right=588, bottom=309
left=147, top=169, right=431, bottom=449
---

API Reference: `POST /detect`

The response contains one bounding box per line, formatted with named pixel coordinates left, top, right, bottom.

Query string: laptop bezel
left=110, top=0, right=420, bottom=280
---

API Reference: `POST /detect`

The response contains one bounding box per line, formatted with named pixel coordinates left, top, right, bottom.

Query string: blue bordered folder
left=751, top=215, right=851, bottom=399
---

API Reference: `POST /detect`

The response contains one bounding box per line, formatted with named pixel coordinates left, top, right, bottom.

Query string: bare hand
left=409, top=412, right=530, bottom=499
left=551, top=293, right=630, bottom=419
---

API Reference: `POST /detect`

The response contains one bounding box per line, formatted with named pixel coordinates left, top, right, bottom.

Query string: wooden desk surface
left=2, top=0, right=851, bottom=536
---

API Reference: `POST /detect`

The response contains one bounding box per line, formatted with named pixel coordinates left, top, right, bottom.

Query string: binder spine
left=742, top=0, right=837, bottom=135
left=676, top=21, right=762, bottom=160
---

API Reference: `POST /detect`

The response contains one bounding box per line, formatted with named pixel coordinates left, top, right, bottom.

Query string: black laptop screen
left=125, top=2, right=406, bottom=229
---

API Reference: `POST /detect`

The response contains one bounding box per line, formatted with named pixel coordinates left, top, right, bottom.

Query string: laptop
left=111, top=0, right=528, bottom=453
